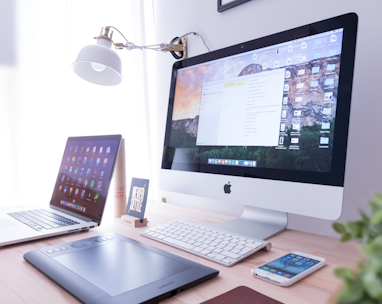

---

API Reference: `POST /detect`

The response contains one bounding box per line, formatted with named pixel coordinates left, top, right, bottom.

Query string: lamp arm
left=106, top=26, right=210, bottom=53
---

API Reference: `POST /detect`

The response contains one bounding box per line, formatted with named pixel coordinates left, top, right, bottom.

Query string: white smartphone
left=251, top=251, right=326, bottom=287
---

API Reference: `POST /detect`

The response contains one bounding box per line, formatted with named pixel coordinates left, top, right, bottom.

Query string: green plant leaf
left=334, top=268, right=355, bottom=280
left=371, top=209, right=382, bottom=225
left=363, top=236, right=382, bottom=261
left=374, top=193, right=382, bottom=205
left=358, top=209, right=370, bottom=222
left=336, top=278, right=364, bottom=303
left=357, top=261, right=365, bottom=271
left=368, top=201, right=382, bottom=215
left=361, top=270, right=382, bottom=300
left=347, top=221, right=362, bottom=239
left=359, top=298, right=379, bottom=304
left=333, top=222, right=347, bottom=234
left=333, top=193, right=382, bottom=304
left=341, top=232, right=352, bottom=242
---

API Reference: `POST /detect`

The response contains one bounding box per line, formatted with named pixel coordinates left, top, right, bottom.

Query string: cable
left=169, top=37, right=183, bottom=60
left=108, top=26, right=130, bottom=44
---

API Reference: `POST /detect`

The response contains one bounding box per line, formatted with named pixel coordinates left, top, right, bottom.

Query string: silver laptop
left=0, top=135, right=122, bottom=247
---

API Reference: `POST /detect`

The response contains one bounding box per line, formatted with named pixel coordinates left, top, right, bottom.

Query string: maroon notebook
left=201, top=286, right=284, bottom=304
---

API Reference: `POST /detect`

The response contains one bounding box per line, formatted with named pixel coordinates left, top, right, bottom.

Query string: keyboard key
left=238, top=247, right=253, bottom=255
left=163, top=237, right=195, bottom=250
left=192, top=247, right=203, bottom=253
left=200, top=250, right=211, bottom=255
left=46, top=250, right=54, bottom=254
left=246, top=242, right=261, bottom=248
left=221, top=251, right=240, bottom=259
left=222, top=258, right=234, bottom=264
left=214, top=254, right=225, bottom=261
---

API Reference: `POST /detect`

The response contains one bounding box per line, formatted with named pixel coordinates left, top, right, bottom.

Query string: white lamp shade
left=72, top=42, right=122, bottom=86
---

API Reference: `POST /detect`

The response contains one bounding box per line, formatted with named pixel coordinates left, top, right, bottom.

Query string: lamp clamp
left=161, top=37, right=188, bottom=59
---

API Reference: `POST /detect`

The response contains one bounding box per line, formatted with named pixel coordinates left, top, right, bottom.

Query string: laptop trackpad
left=0, top=219, right=17, bottom=229
left=53, top=241, right=191, bottom=297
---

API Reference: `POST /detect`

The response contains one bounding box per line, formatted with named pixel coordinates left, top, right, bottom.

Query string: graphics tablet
left=24, top=233, right=219, bottom=304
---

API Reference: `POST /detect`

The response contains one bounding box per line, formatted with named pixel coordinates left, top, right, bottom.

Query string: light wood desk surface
left=0, top=201, right=361, bottom=304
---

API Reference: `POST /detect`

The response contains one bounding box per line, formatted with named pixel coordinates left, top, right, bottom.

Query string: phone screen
left=258, top=253, right=320, bottom=279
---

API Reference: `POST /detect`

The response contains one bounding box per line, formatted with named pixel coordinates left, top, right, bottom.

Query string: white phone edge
left=251, top=251, right=326, bottom=287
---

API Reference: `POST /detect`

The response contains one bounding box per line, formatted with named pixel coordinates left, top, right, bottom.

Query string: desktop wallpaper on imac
left=167, top=29, right=344, bottom=174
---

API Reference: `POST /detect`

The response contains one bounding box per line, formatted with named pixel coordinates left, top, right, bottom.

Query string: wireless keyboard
left=141, top=219, right=271, bottom=267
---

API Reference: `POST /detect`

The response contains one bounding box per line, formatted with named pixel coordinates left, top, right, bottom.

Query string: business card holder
left=121, top=214, right=148, bottom=228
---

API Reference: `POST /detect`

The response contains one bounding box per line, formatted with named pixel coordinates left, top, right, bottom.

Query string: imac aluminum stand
left=210, top=206, right=288, bottom=240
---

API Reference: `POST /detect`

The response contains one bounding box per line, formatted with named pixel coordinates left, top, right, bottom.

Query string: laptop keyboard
left=7, top=209, right=80, bottom=231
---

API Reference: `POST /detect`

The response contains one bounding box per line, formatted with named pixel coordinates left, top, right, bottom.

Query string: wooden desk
left=0, top=201, right=361, bottom=304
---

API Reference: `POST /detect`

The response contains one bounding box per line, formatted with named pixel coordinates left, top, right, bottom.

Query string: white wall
left=154, top=0, right=382, bottom=237
left=0, top=0, right=156, bottom=212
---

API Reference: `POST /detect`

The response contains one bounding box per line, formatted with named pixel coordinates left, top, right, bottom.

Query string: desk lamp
left=72, top=26, right=209, bottom=86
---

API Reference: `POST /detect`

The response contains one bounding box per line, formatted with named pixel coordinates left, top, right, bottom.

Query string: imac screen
left=162, top=14, right=357, bottom=186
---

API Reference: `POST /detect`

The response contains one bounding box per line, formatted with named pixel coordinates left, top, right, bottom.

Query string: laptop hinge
left=49, top=205, right=100, bottom=224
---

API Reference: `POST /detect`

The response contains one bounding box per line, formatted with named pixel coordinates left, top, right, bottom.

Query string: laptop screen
left=50, top=135, right=122, bottom=222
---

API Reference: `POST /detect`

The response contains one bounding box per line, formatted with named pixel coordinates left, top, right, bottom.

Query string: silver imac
left=160, top=13, right=358, bottom=240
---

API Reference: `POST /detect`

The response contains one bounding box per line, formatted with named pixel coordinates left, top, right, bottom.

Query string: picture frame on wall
left=217, top=0, right=252, bottom=12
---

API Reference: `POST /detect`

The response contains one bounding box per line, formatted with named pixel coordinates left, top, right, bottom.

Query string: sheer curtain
left=0, top=0, right=157, bottom=210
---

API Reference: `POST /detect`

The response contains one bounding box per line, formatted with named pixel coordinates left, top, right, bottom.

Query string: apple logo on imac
left=224, top=182, right=231, bottom=194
